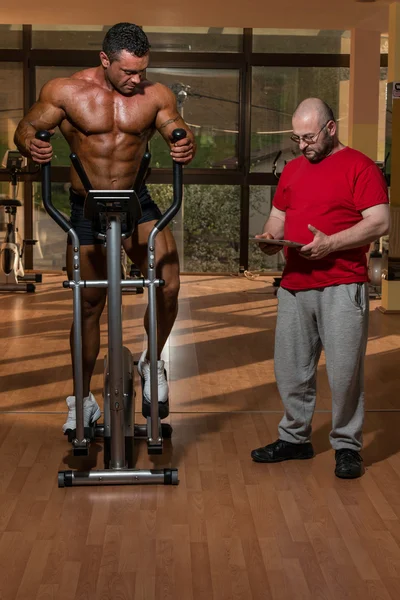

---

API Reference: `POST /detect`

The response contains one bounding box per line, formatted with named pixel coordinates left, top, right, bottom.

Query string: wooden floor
left=1, top=274, right=400, bottom=599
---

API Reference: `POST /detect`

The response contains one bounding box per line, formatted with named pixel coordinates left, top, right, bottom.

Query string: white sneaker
left=62, top=392, right=101, bottom=433
left=137, top=350, right=169, bottom=404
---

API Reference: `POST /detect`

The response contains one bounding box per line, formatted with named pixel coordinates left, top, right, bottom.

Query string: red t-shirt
left=272, top=147, right=389, bottom=290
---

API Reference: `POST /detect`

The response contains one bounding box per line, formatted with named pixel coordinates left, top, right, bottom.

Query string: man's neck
left=330, top=139, right=346, bottom=156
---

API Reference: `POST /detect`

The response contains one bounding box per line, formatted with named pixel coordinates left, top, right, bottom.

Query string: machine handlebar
left=35, top=131, right=72, bottom=234
left=35, top=128, right=186, bottom=234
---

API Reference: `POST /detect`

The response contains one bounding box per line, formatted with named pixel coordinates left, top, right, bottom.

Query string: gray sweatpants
left=275, top=283, right=369, bottom=451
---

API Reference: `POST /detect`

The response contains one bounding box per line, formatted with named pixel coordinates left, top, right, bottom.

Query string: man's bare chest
left=62, top=90, right=157, bottom=136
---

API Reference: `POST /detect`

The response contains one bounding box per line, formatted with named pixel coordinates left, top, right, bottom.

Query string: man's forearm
left=14, top=120, right=36, bottom=157
left=263, top=215, right=285, bottom=239
left=329, top=215, right=389, bottom=252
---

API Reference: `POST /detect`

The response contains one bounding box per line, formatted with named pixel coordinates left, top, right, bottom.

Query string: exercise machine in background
left=0, top=150, right=42, bottom=293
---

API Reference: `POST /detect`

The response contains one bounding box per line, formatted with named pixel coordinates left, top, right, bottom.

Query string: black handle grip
left=70, top=153, right=93, bottom=192
left=171, top=128, right=186, bottom=143
left=35, top=130, right=72, bottom=234
left=36, top=130, right=52, bottom=143
left=155, top=128, right=185, bottom=232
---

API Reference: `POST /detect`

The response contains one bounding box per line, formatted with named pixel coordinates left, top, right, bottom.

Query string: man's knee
left=82, top=292, right=106, bottom=320
left=159, top=272, right=180, bottom=304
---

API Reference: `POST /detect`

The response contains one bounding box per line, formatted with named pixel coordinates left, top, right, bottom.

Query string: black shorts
left=68, top=185, right=162, bottom=245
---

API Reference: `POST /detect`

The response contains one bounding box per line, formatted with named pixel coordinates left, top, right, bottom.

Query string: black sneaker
left=335, top=449, right=364, bottom=479
left=251, top=439, right=315, bottom=463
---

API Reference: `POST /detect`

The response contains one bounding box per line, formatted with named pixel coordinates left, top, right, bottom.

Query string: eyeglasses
left=290, top=121, right=330, bottom=145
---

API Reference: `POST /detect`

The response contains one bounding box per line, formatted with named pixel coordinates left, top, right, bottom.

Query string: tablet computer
left=249, top=237, right=304, bottom=248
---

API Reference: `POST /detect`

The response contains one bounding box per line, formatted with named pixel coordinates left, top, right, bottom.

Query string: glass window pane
left=32, top=25, right=243, bottom=52
left=33, top=182, right=68, bottom=270
left=35, top=67, right=81, bottom=167
left=253, top=29, right=350, bottom=54
left=33, top=182, right=240, bottom=273
left=251, top=66, right=349, bottom=173
left=143, top=27, right=242, bottom=52
left=147, top=183, right=240, bottom=272
left=32, top=25, right=110, bottom=50
left=0, top=63, right=24, bottom=161
left=147, top=68, right=239, bottom=169
left=249, top=185, right=285, bottom=272
left=0, top=25, right=23, bottom=49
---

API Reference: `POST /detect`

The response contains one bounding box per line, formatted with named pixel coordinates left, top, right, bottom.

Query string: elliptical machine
left=36, top=128, right=185, bottom=488
left=0, top=150, right=42, bottom=292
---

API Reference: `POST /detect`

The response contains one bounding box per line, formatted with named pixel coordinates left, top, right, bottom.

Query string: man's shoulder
left=285, top=155, right=303, bottom=168
left=70, top=67, right=96, bottom=80
left=139, top=80, right=177, bottom=110
left=280, top=155, right=304, bottom=178
left=42, top=70, right=94, bottom=92
left=39, top=70, right=100, bottom=108
left=143, top=80, right=174, bottom=97
left=339, top=147, right=376, bottom=170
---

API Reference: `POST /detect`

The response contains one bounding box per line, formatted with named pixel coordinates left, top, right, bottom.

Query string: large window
left=32, top=25, right=109, bottom=50
left=147, top=68, right=240, bottom=169
left=2, top=25, right=386, bottom=274
left=0, top=25, right=23, bottom=49
left=143, top=27, right=243, bottom=53
left=148, top=184, right=240, bottom=272
left=253, top=29, right=350, bottom=54
left=0, top=63, right=24, bottom=161
left=251, top=66, right=350, bottom=173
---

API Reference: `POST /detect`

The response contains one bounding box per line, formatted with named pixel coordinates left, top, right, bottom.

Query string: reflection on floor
left=1, top=274, right=400, bottom=600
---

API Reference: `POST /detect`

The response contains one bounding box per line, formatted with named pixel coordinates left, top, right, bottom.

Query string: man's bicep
left=155, top=110, right=192, bottom=146
left=22, top=100, right=65, bottom=132
left=361, top=203, right=390, bottom=223
left=26, top=80, right=66, bottom=130
left=354, top=164, right=389, bottom=212
left=155, top=109, right=186, bottom=139
left=154, top=87, right=193, bottom=142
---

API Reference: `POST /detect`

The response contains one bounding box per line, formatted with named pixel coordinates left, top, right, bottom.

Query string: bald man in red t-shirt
left=251, top=98, right=389, bottom=479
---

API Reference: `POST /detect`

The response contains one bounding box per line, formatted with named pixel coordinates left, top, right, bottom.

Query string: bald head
left=293, top=98, right=335, bottom=127
left=292, top=97, right=339, bottom=163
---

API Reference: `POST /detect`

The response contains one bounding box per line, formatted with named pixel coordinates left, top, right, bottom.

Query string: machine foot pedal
left=142, top=398, right=170, bottom=420
left=64, top=424, right=97, bottom=443
left=148, top=442, right=163, bottom=455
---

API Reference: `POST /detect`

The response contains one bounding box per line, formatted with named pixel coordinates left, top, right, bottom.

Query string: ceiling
left=0, top=0, right=396, bottom=32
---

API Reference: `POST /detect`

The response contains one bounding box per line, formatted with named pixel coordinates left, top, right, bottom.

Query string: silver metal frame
left=58, top=205, right=175, bottom=486
left=148, top=226, right=163, bottom=447
left=37, top=128, right=185, bottom=488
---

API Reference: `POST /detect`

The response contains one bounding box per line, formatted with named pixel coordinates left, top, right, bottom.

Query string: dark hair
left=102, top=23, right=151, bottom=61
